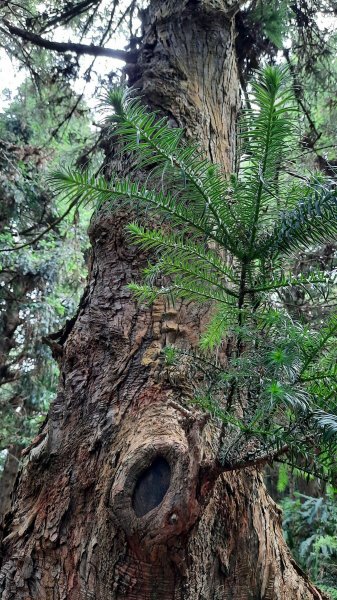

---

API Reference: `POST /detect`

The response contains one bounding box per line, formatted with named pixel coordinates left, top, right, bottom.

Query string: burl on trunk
left=0, top=1, right=326, bottom=599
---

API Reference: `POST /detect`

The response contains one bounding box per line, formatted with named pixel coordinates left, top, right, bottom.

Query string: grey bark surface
left=0, top=1, right=326, bottom=598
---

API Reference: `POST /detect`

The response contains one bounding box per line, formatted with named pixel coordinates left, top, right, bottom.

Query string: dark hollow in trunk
left=132, top=456, right=171, bottom=518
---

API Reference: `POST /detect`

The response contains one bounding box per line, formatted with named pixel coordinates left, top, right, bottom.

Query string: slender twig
left=0, top=196, right=80, bottom=252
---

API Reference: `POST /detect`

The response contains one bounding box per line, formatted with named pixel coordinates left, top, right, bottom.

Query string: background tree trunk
left=0, top=1, right=326, bottom=598
left=0, top=448, right=20, bottom=524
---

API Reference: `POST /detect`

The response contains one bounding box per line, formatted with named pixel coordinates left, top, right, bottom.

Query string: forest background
left=0, top=0, right=337, bottom=597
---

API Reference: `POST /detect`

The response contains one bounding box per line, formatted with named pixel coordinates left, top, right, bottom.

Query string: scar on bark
left=107, top=400, right=212, bottom=562
left=108, top=389, right=295, bottom=568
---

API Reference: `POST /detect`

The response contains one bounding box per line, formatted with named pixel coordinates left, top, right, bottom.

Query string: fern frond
left=262, top=183, right=337, bottom=258
left=48, top=170, right=236, bottom=249
left=300, top=366, right=337, bottom=383
left=236, top=65, right=296, bottom=252
left=247, top=269, right=333, bottom=294
left=127, top=223, right=239, bottom=283
left=312, top=410, right=337, bottom=445
left=127, top=283, right=159, bottom=304
left=200, top=304, right=237, bottom=350
left=128, top=278, right=238, bottom=306
left=148, top=256, right=239, bottom=300
left=104, top=88, right=241, bottom=254
left=48, top=168, right=112, bottom=207
left=300, top=314, right=337, bottom=376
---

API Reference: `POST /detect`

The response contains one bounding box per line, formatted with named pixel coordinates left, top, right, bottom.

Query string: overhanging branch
left=2, top=20, right=136, bottom=62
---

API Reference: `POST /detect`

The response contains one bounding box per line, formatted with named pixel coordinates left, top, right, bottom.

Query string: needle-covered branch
left=2, top=19, right=136, bottom=62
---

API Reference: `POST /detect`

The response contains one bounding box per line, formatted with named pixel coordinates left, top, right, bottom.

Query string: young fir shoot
left=49, top=66, right=337, bottom=481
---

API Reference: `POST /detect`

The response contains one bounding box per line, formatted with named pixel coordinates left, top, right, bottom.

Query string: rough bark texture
left=0, top=1, right=326, bottom=598
left=0, top=272, right=39, bottom=387
left=0, top=449, right=20, bottom=524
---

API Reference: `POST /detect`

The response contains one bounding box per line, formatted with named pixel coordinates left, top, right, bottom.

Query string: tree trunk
left=0, top=1, right=326, bottom=598
left=0, top=448, right=20, bottom=524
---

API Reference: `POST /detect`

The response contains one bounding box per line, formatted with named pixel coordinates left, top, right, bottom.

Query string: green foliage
left=277, top=463, right=289, bottom=493
left=0, top=79, right=93, bottom=457
left=0, top=79, right=91, bottom=151
left=162, top=346, right=178, bottom=366
left=308, top=55, right=337, bottom=163
left=282, top=487, right=337, bottom=592
left=50, top=66, right=337, bottom=481
left=320, top=586, right=337, bottom=600
left=251, top=1, right=289, bottom=48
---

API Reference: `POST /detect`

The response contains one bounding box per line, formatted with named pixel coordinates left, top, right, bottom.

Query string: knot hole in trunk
left=132, top=456, right=171, bottom=517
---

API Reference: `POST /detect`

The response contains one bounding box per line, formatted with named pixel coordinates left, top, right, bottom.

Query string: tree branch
left=0, top=195, right=80, bottom=252
left=2, top=19, right=136, bottom=62
left=40, top=0, right=101, bottom=31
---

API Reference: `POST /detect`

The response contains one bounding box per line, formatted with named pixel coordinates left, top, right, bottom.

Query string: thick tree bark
left=0, top=448, right=20, bottom=524
left=0, top=1, right=326, bottom=598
